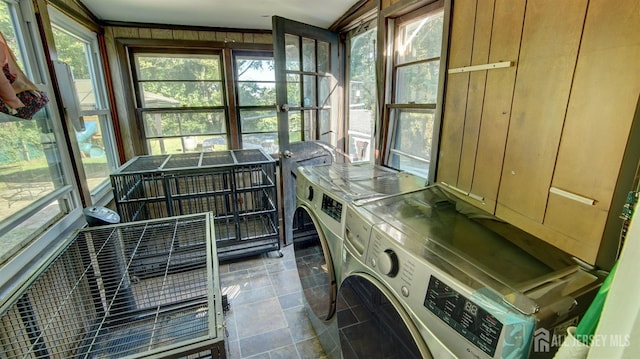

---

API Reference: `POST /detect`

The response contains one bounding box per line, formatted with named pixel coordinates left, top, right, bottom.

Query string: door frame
left=272, top=16, right=343, bottom=245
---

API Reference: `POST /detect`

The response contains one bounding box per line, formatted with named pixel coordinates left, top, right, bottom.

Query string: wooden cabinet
left=538, top=0, right=640, bottom=264
left=438, top=0, right=525, bottom=213
left=438, top=0, right=640, bottom=266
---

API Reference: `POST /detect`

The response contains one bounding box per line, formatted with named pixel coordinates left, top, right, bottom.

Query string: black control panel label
left=424, top=276, right=503, bottom=357
left=321, top=194, right=342, bottom=222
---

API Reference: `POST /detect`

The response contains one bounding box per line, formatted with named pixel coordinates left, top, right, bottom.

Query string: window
left=234, top=52, right=278, bottom=154
left=385, top=3, right=444, bottom=179
left=50, top=8, right=119, bottom=201
left=346, top=21, right=377, bottom=162
left=131, top=51, right=227, bottom=154
left=0, top=0, right=79, bottom=266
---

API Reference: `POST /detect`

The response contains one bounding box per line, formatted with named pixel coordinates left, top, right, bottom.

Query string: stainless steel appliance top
left=356, top=185, right=599, bottom=315
left=301, top=162, right=426, bottom=202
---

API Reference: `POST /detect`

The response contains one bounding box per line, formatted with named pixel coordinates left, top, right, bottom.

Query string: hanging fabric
left=0, top=31, right=49, bottom=119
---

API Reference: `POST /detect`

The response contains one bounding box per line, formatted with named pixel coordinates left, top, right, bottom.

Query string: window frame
left=344, top=18, right=378, bottom=162
left=379, top=0, right=449, bottom=182
left=129, top=48, right=230, bottom=154
left=232, top=50, right=278, bottom=153
left=49, top=6, right=120, bottom=205
left=0, top=0, right=85, bottom=296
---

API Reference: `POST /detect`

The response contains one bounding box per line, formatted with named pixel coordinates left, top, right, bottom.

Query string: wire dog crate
left=110, top=149, right=280, bottom=260
left=0, top=213, right=226, bottom=359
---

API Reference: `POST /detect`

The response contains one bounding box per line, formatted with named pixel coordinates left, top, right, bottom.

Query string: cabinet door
left=465, top=0, right=525, bottom=213
left=544, top=0, right=640, bottom=263
left=496, top=0, right=587, bottom=223
left=438, top=0, right=527, bottom=213
left=456, top=0, right=494, bottom=192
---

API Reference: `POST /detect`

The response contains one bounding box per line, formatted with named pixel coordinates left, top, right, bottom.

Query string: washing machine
left=339, top=185, right=603, bottom=358
left=292, top=162, right=425, bottom=358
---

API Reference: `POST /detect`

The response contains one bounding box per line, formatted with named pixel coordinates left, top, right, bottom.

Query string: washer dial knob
left=378, top=249, right=399, bottom=277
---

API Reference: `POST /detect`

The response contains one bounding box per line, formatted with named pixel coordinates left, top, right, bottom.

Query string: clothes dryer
left=292, top=162, right=424, bottom=358
left=340, top=185, right=603, bottom=358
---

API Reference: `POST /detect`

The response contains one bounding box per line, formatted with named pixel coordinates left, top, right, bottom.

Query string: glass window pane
left=0, top=1, right=26, bottom=70
left=395, top=60, right=440, bottom=104
left=148, top=134, right=228, bottom=155
left=0, top=112, right=65, bottom=219
left=236, top=55, right=276, bottom=107
left=348, top=27, right=377, bottom=162
left=318, top=76, right=331, bottom=107
left=237, top=81, right=276, bottom=106
left=319, top=109, right=332, bottom=143
left=285, top=34, right=300, bottom=71
left=317, top=41, right=329, bottom=73
left=52, top=12, right=120, bottom=200
left=140, top=81, right=223, bottom=108
left=135, top=54, right=221, bottom=80
left=302, top=38, right=315, bottom=72
left=303, top=109, right=315, bottom=140
left=397, top=11, right=443, bottom=64
left=200, top=135, right=228, bottom=152
left=287, top=74, right=301, bottom=107
left=240, top=109, right=277, bottom=133
left=143, top=110, right=226, bottom=137
left=0, top=200, right=66, bottom=263
left=389, top=152, right=429, bottom=178
left=76, top=115, right=110, bottom=192
left=51, top=27, right=96, bottom=111
left=236, top=57, right=275, bottom=81
left=391, top=109, right=435, bottom=177
left=242, top=134, right=278, bottom=153
left=303, top=75, right=316, bottom=107
left=289, top=111, right=302, bottom=142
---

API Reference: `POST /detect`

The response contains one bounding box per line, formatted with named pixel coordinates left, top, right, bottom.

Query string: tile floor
left=219, top=244, right=328, bottom=359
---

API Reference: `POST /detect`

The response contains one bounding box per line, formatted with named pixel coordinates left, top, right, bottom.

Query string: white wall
left=588, top=202, right=640, bottom=358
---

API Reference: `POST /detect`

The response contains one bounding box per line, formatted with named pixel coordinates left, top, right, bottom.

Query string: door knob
left=277, top=104, right=289, bottom=112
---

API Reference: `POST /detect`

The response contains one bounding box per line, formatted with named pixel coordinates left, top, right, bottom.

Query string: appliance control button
left=401, top=286, right=410, bottom=297
left=371, top=258, right=377, bottom=267
left=378, top=249, right=398, bottom=277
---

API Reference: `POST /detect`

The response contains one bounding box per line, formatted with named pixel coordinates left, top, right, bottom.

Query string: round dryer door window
left=338, top=274, right=431, bottom=359
left=293, top=206, right=337, bottom=320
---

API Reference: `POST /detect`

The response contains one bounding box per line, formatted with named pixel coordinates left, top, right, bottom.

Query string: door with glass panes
left=272, top=16, right=341, bottom=245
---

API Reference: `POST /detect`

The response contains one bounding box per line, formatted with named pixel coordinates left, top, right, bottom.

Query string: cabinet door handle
left=448, top=61, right=513, bottom=74
left=440, top=182, right=485, bottom=202
left=549, top=187, right=595, bottom=206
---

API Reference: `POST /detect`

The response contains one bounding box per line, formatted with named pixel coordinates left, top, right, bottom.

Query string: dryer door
left=338, top=274, right=432, bottom=359
left=293, top=206, right=337, bottom=320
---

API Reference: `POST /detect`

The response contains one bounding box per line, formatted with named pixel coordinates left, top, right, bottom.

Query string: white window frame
left=49, top=6, right=119, bottom=205
left=345, top=18, right=378, bottom=163
left=0, top=0, right=84, bottom=299
left=383, top=0, right=447, bottom=182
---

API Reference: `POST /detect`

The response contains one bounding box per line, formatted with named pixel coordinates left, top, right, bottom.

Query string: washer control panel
left=425, top=276, right=503, bottom=357
left=321, top=193, right=343, bottom=222
left=364, top=223, right=516, bottom=358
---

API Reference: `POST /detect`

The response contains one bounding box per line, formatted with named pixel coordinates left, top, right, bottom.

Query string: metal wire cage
left=0, top=213, right=226, bottom=358
left=110, top=149, right=280, bottom=260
